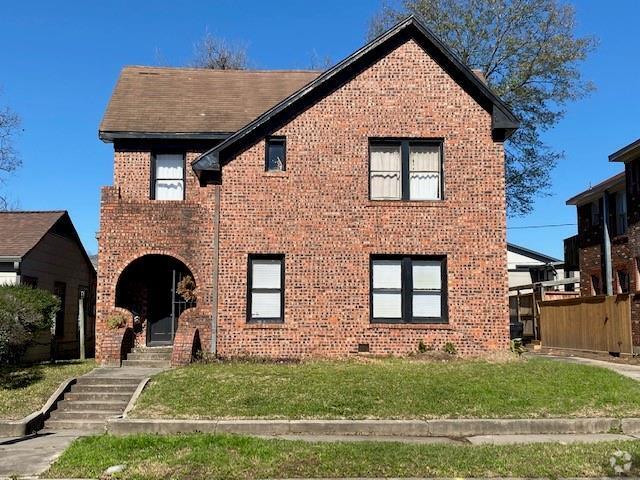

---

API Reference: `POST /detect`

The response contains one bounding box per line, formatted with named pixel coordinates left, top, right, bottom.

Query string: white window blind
left=250, top=258, right=283, bottom=321
left=370, top=145, right=401, bottom=200
left=412, top=260, right=442, bottom=318
left=372, top=260, right=402, bottom=319
left=409, top=145, right=440, bottom=200
left=251, top=292, right=281, bottom=318
left=155, top=154, right=184, bottom=201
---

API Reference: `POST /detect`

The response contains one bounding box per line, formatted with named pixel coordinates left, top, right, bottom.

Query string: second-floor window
left=369, top=140, right=443, bottom=201
left=153, top=153, right=184, bottom=201
left=266, top=137, right=286, bottom=172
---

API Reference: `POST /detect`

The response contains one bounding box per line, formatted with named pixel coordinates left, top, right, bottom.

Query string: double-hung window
left=248, top=255, right=284, bottom=323
left=371, top=255, right=447, bottom=323
left=369, top=140, right=443, bottom=201
left=153, top=153, right=185, bottom=200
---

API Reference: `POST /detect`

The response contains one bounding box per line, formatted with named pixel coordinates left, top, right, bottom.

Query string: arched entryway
left=115, top=255, right=196, bottom=346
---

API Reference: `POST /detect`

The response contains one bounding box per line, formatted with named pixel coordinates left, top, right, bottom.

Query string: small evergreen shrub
left=0, top=284, right=60, bottom=364
left=443, top=342, right=457, bottom=355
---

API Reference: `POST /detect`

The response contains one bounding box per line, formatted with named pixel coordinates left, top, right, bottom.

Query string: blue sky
left=0, top=0, right=638, bottom=258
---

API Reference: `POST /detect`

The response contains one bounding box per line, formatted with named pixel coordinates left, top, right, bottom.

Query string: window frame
left=247, top=254, right=285, bottom=324
left=370, top=254, right=448, bottom=324
left=368, top=138, right=444, bottom=201
left=150, top=151, right=186, bottom=201
left=265, top=136, right=287, bottom=172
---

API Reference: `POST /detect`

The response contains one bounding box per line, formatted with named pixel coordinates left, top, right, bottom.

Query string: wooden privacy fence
left=539, top=294, right=633, bottom=354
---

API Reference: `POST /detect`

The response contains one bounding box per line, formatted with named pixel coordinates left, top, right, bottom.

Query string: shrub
left=0, top=284, right=60, bottom=364
left=443, top=342, right=457, bottom=355
left=106, top=313, right=127, bottom=330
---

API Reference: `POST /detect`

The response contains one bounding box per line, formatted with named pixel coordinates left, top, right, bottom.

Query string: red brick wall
left=96, top=148, right=215, bottom=364
left=216, top=39, right=508, bottom=357
left=97, top=38, right=510, bottom=361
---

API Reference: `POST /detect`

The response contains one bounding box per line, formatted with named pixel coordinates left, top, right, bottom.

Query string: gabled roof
left=99, top=67, right=321, bottom=141
left=566, top=171, right=625, bottom=206
left=0, top=211, right=95, bottom=273
left=609, top=137, right=640, bottom=163
left=507, top=243, right=561, bottom=264
left=0, top=211, right=66, bottom=258
left=193, top=16, right=519, bottom=178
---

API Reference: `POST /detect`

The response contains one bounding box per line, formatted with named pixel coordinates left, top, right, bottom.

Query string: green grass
left=0, top=360, right=95, bottom=419
left=45, top=433, right=640, bottom=479
left=131, top=357, right=640, bottom=419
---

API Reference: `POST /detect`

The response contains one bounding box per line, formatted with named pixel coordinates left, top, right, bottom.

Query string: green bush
left=0, top=284, right=60, bottom=364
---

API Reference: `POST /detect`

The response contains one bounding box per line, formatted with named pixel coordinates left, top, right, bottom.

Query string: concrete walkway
left=530, top=352, right=640, bottom=381
left=0, top=366, right=165, bottom=478
left=0, top=429, right=87, bottom=477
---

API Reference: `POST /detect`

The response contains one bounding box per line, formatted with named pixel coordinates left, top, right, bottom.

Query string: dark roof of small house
left=507, top=243, right=561, bottom=264
left=99, top=67, right=321, bottom=141
left=0, top=211, right=66, bottom=258
left=566, top=171, right=626, bottom=206
left=193, top=16, right=519, bottom=177
left=609, top=137, right=640, bottom=163
left=0, top=211, right=95, bottom=274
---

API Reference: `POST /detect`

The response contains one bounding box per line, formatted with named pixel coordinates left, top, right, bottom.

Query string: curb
left=122, top=377, right=151, bottom=418
left=106, top=417, right=627, bottom=437
left=0, top=376, right=79, bottom=437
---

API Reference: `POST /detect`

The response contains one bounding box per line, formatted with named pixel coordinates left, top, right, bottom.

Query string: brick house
left=96, top=17, right=518, bottom=365
left=565, top=138, right=640, bottom=351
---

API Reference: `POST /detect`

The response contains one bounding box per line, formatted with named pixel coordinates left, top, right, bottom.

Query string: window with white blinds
left=154, top=153, right=184, bottom=201
left=248, top=255, right=284, bottom=322
left=369, top=140, right=442, bottom=201
left=370, top=145, right=402, bottom=200
left=371, top=256, right=447, bottom=323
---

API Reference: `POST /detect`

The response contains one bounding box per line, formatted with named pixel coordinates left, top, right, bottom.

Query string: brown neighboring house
left=565, top=138, right=640, bottom=351
left=96, top=17, right=518, bottom=366
left=0, top=211, right=96, bottom=361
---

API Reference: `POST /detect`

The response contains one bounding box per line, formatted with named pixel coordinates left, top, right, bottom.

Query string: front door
left=147, top=269, right=177, bottom=346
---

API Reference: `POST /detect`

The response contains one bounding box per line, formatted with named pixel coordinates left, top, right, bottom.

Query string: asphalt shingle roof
left=0, top=211, right=66, bottom=258
left=99, top=67, right=321, bottom=136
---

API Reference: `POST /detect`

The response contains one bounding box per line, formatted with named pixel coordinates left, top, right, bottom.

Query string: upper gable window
left=153, top=153, right=184, bottom=201
left=266, top=137, right=286, bottom=172
left=370, top=140, right=443, bottom=201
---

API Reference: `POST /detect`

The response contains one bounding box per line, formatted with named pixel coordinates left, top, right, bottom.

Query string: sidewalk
left=0, top=430, right=87, bottom=477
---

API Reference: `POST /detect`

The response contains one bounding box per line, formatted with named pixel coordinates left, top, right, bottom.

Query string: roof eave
left=566, top=172, right=626, bottom=206
left=99, top=131, right=232, bottom=143
left=609, top=138, right=640, bottom=163
left=193, top=15, right=519, bottom=177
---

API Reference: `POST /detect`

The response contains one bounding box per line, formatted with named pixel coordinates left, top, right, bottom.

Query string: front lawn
left=0, top=360, right=95, bottom=419
left=46, top=433, right=640, bottom=479
left=131, top=357, right=640, bottom=419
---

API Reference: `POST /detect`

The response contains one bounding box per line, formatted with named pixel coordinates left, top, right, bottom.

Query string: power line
left=507, top=223, right=576, bottom=230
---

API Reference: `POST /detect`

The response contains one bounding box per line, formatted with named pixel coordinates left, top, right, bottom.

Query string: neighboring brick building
left=565, top=138, right=640, bottom=350
left=96, top=17, right=518, bottom=365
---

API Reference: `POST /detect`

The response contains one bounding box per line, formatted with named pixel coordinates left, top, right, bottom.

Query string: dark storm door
left=148, top=269, right=177, bottom=346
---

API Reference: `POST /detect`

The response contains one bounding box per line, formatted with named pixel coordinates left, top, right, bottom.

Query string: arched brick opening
left=115, top=254, right=196, bottom=347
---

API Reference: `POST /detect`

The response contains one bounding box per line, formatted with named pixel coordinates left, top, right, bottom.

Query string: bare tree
left=190, top=32, right=248, bottom=70
left=0, top=94, right=21, bottom=211
left=308, top=50, right=334, bottom=71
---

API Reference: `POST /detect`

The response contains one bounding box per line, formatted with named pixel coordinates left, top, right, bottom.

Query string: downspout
left=602, top=191, right=613, bottom=295
left=210, top=184, right=220, bottom=354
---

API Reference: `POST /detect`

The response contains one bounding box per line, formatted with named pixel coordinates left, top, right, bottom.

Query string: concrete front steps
left=45, top=376, right=139, bottom=431
left=122, top=346, right=172, bottom=368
